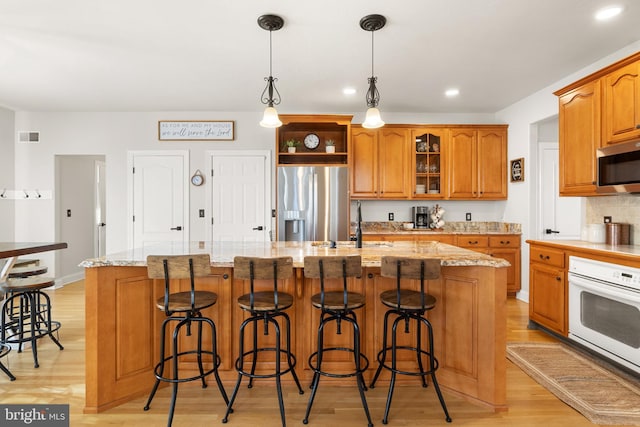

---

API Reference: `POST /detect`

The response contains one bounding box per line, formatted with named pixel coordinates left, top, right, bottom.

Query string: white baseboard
left=53, top=272, right=85, bottom=289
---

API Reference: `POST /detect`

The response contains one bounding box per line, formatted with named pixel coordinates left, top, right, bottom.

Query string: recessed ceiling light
left=595, top=6, right=623, bottom=21
left=343, top=87, right=356, bottom=95
left=445, top=88, right=460, bottom=98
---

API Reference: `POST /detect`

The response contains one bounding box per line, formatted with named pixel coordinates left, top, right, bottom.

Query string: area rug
left=507, top=342, right=640, bottom=426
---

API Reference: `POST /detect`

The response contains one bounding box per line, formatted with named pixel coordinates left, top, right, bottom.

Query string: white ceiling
left=1, top=0, right=639, bottom=114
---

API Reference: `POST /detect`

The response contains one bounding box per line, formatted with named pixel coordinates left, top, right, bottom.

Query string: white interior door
left=538, top=142, right=582, bottom=240
left=209, top=151, right=271, bottom=242
left=130, top=151, right=189, bottom=248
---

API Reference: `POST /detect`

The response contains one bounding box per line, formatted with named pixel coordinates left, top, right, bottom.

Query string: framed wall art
left=158, top=120, right=235, bottom=141
left=510, top=158, right=524, bottom=182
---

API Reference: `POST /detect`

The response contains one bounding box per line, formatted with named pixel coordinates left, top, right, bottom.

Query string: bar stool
left=370, top=256, right=451, bottom=424
left=223, top=256, right=303, bottom=427
left=0, top=276, right=64, bottom=368
left=143, top=254, right=229, bottom=427
left=302, top=255, right=373, bottom=427
left=0, top=287, right=15, bottom=381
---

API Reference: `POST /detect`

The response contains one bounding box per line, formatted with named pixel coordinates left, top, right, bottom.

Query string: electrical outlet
left=466, top=213, right=472, bottom=221
left=199, top=209, right=205, bottom=218
left=388, top=212, right=394, bottom=221
left=604, top=216, right=612, bottom=223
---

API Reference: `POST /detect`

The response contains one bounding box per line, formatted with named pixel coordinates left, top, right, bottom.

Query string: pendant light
left=258, top=14, right=284, bottom=128
left=360, top=14, right=386, bottom=129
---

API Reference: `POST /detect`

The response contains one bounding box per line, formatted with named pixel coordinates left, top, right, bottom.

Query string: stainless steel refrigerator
left=277, top=166, right=349, bottom=242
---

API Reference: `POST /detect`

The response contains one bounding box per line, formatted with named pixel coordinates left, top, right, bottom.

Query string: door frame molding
left=207, top=150, right=272, bottom=241
left=127, top=150, right=190, bottom=249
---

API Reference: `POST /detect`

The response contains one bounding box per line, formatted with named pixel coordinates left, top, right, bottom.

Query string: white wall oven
left=568, top=256, right=640, bottom=374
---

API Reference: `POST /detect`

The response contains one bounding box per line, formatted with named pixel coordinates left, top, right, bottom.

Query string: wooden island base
left=84, top=261, right=506, bottom=414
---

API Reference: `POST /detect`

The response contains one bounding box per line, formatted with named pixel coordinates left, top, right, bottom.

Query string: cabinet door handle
left=636, top=124, right=640, bottom=129
left=500, top=240, right=510, bottom=245
left=539, top=254, right=550, bottom=260
left=468, top=240, right=478, bottom=245
left=368, top=273, right=373, bottom=279
left=556, top=276, right=562, bottom=281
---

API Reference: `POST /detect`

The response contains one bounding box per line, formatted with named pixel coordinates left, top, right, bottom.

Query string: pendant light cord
left=371, top=30, right=375, bottom=77
left=269, top=29, right=273, bottom=77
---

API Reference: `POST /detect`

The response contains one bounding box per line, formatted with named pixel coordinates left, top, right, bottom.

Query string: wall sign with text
left=158, top=120, right=235, bottom=141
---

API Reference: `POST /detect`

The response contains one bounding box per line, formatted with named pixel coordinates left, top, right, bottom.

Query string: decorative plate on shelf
left=303, top=133, right=320, bottom=150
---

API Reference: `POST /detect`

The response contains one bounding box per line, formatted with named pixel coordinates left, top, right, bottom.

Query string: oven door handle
left=569, top=274, right=640, bottom=304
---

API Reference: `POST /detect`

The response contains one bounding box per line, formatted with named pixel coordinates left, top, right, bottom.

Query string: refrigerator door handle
left=311, top=172, right=318, bottom=241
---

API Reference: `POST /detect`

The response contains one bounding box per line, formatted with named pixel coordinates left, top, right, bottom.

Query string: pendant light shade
left=360, top=14, right=386, bottom=129
left=258, top=14, right=284, bottom=128
left=363, top=107, right=384, bottom=129
left=260, top=106, right=282, bottom=128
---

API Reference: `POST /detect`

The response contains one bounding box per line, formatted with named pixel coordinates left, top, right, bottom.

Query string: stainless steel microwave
left=596, top=139, right=640, bottom=193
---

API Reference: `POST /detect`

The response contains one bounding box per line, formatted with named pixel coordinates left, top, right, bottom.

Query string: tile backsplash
left=586, top=194, right=640, bottom=245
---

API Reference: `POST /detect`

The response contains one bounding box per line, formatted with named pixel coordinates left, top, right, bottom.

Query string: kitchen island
left=81, top=240, right=509, bottom=414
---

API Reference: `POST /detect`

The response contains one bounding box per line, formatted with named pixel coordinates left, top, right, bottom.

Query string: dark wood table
left=0, top=242, right=68, bottom=281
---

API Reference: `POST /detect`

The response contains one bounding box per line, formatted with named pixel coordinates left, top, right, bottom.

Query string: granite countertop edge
left=526, top=239, right=640, bottom=258
left=80, top=241, right=511, bottom=269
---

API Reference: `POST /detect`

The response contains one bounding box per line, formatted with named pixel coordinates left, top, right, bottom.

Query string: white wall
left=0, top=107, right=15, bottom=241
left=13, top=112, right=277, bottom=255
left=496, top=40, right=640, bottom=302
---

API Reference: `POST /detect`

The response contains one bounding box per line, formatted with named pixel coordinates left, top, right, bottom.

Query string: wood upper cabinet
left=448, top=126, right=507, bottom=200
left=350, top=126, right=411, bottom=199
left=555, top=52, right=640, bottom=196
left=411, top=128, right=447, bottom=198
left=558, top=80, right=601, bottom=196
left=603, top=61, right=640, bottom=145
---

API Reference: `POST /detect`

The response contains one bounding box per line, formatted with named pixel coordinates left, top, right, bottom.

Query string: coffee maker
left=413, top=206, right=430, bottom=229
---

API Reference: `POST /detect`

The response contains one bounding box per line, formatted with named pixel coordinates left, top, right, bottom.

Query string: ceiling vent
left=17, top=131, right=40, bottom=143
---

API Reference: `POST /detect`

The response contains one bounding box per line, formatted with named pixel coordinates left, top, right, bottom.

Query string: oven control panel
left=569, top=256, right=640, bottom=291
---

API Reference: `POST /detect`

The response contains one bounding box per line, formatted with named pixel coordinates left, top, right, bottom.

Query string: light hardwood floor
left=0, top=280, right=629, bottom=426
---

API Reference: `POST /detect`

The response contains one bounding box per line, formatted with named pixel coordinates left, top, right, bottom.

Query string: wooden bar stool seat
left=12, top=259, right=40, bottom=268
left=0, top=276, right=63, bottom=369
left=143, top=254, right=229, bottom=427
left=223, top=256, right=304, bottom=427
left=8, top=265, right=48, bottom=278
left=302, top=255, right=373, bottom=427
left=237, top=291, right=293, bottom=311
left=370, top=256, right=451, bottom=425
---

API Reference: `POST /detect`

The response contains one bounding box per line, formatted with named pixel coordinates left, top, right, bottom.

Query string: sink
left=310, top=241, right=394, bottom=248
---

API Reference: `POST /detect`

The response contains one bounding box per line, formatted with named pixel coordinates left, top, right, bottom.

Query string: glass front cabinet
left=411, top=128, right=447, bottom=198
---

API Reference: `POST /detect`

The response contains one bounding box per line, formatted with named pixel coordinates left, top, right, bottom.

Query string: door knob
left=545, top=229, right=560, bottom=234
left=253, top=226, right=264, bottom=231
left=170, top=226, right=182, bottom=231
left=98, top=222, right=106, bottom=227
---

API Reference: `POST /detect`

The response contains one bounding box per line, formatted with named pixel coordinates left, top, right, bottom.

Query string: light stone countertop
left=80, top=240, right=511, bottom=269
left=526, top=239, right=640, bottom=257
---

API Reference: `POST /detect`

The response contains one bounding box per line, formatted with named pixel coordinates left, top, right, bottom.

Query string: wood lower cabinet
left=448, top=126, right=507, bottom=200
left=455, top=234, right=521, bottom=296
left=603, top=61, right=640, bottom=145
left=363, top=233, right=520, bottom=295
left=557, top=80, right=601, bottom=196
left=350, top=126, right=411, bottom=199
left=528, top=244, right=567, bottom=336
